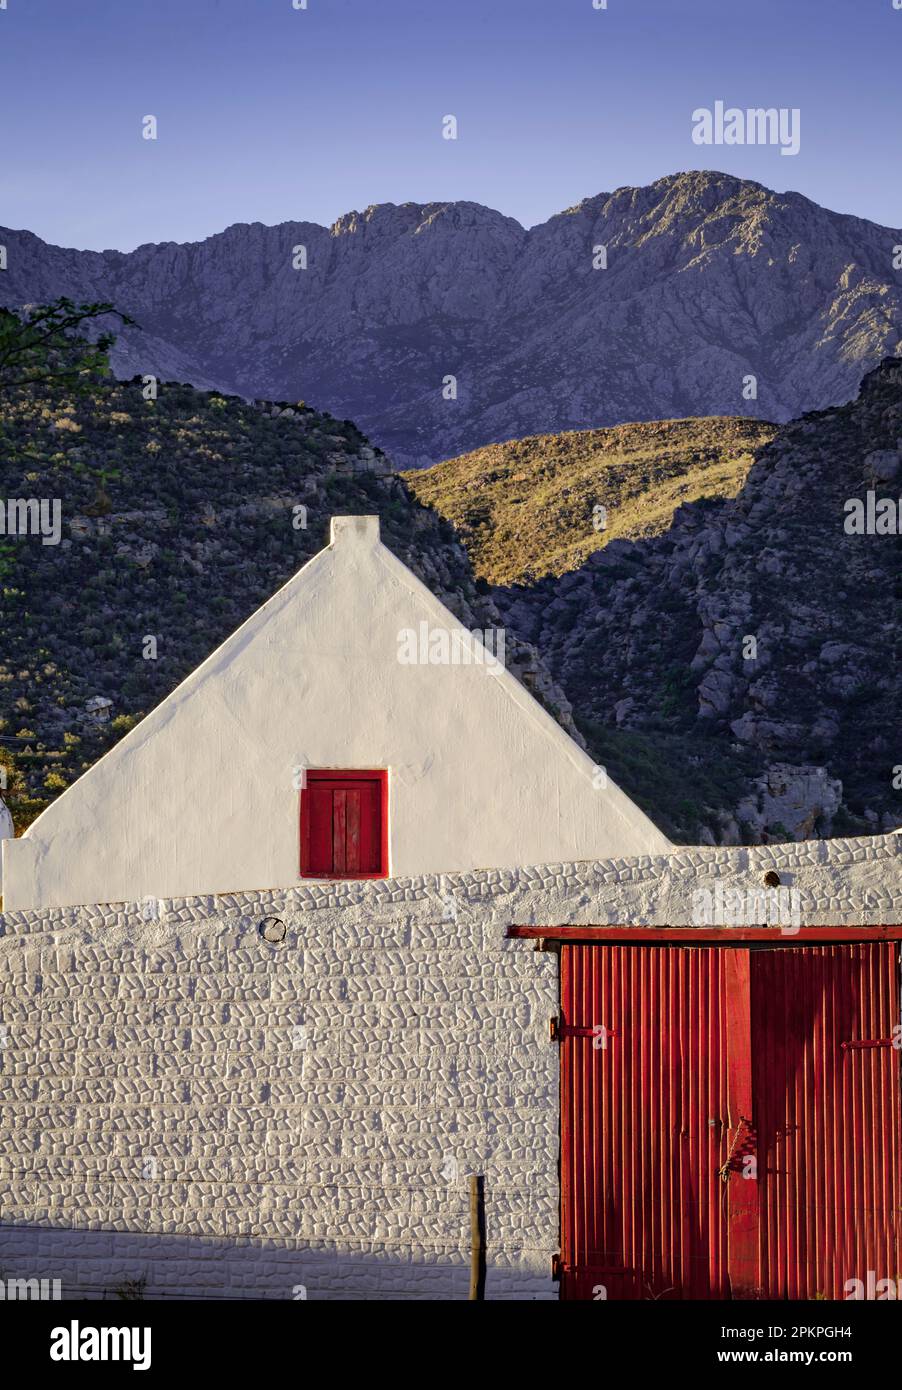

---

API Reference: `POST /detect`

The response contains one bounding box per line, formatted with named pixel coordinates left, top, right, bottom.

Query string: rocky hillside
left=2, top=171, right=900, bottom=468
left=0, top=370, right=573, bottom=833
left=492, top=359, right=902, bottom=844
left=2, top=348, right=899, bottom=847
left=404, top=416, right=778, bottom=586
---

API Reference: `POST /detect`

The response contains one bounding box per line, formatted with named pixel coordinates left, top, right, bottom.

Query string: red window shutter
left=332, top=788, right=349, bottom=874
left=300, top=771, right=387, bottom=878
left=306, top=785, right=334, bottom=875
left=356, top=780, right=380, bottom=871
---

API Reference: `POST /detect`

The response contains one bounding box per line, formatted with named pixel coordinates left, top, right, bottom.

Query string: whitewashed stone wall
left=0, top=832, right=899, bottom=1300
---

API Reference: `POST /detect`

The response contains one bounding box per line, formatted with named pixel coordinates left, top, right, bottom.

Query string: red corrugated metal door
left=754, top=943, right=902, bottom=1299
left=559, top=944, right=732, bottom=1299
left=559, top=942, right=902, bottom=1301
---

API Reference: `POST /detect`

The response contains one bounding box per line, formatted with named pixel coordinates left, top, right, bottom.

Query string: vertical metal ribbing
left=560, top=945, right=572, bottom=1295
left=677, top=947, right=690, bottom=1293
left=858, top=944, right=870, bottom=1293
left=560, top=941, right=901, bottom=1300
left=754, top=942, right=901, bottom=1300
left=818, top=946, right=833, bottom=1297
left=665, top=947, right=677, bottom=1293
left=560, top=945, right=732, bottom=1299
left=887, top=944, right=898, bottom=1280
left=759, top=948, right=775, bottom=1296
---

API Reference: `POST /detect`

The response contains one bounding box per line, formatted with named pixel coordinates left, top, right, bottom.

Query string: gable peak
left=330, top=515, right=380, bottom=547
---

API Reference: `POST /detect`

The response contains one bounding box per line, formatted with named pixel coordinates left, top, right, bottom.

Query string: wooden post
left=469, top=1174, right=486, bottom=1300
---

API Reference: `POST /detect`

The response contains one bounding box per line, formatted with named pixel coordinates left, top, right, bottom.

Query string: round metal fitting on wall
left=259, top=917, right=287, bottom=944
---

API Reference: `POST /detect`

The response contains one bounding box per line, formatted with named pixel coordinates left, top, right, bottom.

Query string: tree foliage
left=0, top=297, right=136, bottom=402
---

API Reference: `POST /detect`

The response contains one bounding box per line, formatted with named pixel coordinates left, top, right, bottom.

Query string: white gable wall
left=2, top=516, right=669, bottom=910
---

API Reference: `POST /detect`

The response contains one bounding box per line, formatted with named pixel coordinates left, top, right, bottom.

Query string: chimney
left=330, top=515, right=380, bottom=546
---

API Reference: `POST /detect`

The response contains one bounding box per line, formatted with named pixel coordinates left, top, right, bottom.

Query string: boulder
left=736, top=763, right=842, bottom=841
left=863, top=448, right=900, bottom=483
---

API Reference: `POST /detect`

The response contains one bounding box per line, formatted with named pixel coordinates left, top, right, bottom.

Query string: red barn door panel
left=560, top=944, right=732, bottom=1300
left=560, top=942, right=902, bottom=1301
left=753, top=943, right=902, bottom=1300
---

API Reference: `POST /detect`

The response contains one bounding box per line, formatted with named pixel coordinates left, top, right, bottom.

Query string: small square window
left=299, top=770, right=388, bottom=879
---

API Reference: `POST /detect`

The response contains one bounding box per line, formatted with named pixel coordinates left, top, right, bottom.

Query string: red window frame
left=299, top=769, right=389, bottom=879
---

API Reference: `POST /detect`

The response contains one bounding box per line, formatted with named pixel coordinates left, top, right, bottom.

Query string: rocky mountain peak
left=3, top=172, right=899, bottom=468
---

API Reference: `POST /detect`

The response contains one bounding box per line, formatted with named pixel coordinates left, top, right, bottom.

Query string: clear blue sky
left=1, top=0, right=899, bottom=250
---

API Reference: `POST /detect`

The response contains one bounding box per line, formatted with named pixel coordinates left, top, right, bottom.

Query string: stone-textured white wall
left=0, top=878, right=559, bottom=1300
left=0, top=832, right=899, bottom=1300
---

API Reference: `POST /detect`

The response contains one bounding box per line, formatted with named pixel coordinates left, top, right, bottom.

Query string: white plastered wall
left=2, top=516, right=669, bottom=910
left=0, top=835, right=898, bottom=1301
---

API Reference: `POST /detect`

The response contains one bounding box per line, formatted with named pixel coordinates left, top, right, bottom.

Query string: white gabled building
left=0, top=515, right=899, bottom=1303
left=2, top=515, right=668, bottom=912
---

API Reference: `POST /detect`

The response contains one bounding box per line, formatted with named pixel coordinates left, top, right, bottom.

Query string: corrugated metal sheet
left=560, top=942, right=902, bottom=1301
left=754, top=942, right=902, bottom=1299
left=560, top=944, right=731, bottom=1300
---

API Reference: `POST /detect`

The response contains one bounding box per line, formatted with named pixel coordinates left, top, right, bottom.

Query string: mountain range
left=2, top=170, right=901, bottom=467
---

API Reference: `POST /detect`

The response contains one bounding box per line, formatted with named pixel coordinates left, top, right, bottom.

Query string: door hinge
left=841, top=1038, right=897, bottom=1050
left=549, top=1016, right=617, bottom=1043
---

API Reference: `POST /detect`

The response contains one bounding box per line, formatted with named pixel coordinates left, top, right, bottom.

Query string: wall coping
left=1, top=831, right=898, bottom=939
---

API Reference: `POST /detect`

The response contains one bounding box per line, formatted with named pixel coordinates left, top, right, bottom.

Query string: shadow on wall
left=0, top=1224, right=552, bottom=1301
